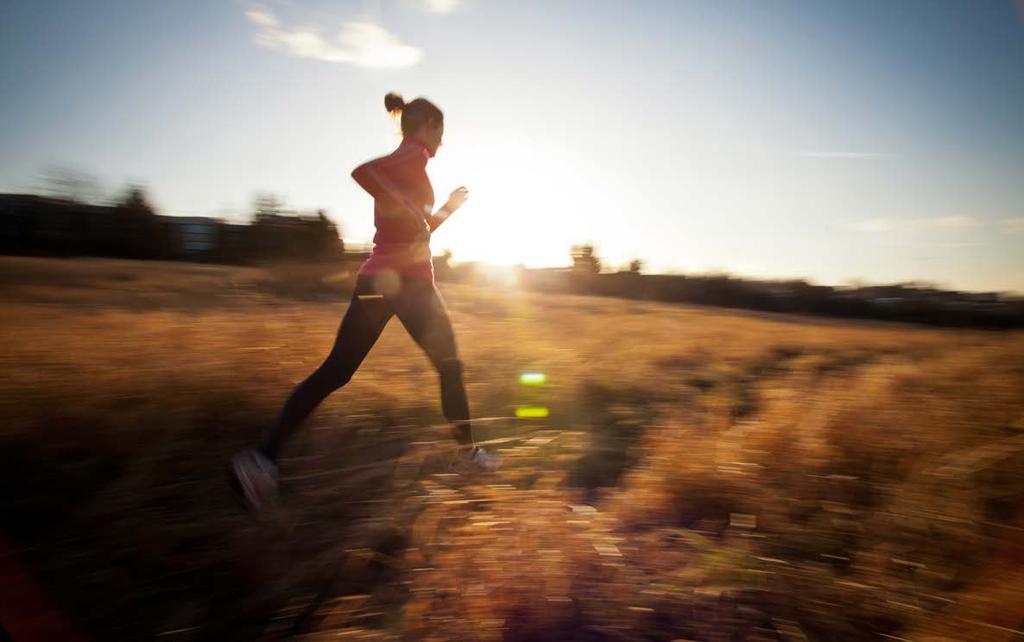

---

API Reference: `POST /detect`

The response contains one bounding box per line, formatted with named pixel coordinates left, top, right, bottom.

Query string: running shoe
left=228, top=449, right=279, bottom=512
left=449, top=446, right=503, bottom=475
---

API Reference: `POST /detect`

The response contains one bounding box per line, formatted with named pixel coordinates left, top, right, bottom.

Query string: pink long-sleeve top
left=351, top=137, right=449, bottom=281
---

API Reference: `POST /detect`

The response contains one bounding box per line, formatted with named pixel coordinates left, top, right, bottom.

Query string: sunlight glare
left=429, top=136, right=590, bottom=268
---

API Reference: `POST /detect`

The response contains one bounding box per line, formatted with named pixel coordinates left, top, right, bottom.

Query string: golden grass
left=1, top=256, right=1022, bottom=641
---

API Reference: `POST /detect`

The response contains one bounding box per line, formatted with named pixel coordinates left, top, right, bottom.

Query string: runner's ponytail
left=384, top=92, right=443, bottom=137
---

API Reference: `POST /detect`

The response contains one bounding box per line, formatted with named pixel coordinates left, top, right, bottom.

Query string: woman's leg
left=394, top=278, right=474, bottom=446
left=261, top=276, right=393, bottom=461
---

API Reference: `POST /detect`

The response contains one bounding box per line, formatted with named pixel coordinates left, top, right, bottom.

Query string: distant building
left=158, top=216, right=219, bottom=257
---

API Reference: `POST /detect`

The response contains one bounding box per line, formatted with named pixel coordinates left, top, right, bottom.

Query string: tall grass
left=1, top=256, right=1022, bottom=641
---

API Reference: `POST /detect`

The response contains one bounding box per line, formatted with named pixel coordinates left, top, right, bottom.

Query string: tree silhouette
left=39, top=165, right=104, bottom=204
left=252, top=193, right=284, bottom=223
left=114, top=184, right=164, bottom=258
left=571, top=244, right=601, bottom=274
left=249, top=195, right=343, bottom=259
left=119, top=185, right=156, bottom=216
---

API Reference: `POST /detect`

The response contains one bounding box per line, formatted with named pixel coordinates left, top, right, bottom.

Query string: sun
left=427, top=136, right=584, bottom=268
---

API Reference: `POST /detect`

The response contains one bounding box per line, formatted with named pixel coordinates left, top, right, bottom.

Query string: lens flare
left=519, top=372, right=546, bottom=386
left=515, top=406, right=549, bottom=418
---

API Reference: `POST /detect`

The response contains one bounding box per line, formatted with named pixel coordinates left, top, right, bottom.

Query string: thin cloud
left=422, top=0, right=461, bottom=13
left=932, top=242, right=985, bottom=248
left=245, top=7, right=422, bottom=68
left=1002, top=217, right=1024, bottom=234
left=245, top=7, right=278, bottom=28
left=800, top=151, right=892, bottom=160
left=850, top=216, right=979, bottom=233
left=910, top=215, right=978, bottom=228
left=850, top=219, right=893, bottom=233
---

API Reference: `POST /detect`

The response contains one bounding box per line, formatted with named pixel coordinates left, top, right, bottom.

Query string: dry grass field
left=2, top=256, right=1023, bottom=641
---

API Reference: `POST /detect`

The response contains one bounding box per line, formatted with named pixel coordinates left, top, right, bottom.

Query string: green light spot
left=520, top=372, right=547, bottom=386
left=516, top=406, right=550, bottom=418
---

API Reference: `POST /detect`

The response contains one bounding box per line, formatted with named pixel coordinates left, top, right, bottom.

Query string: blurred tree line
left=247, top=193, right=344, bottom=261
left=544, top=244, right=1022, bottom=329
left=0, top=177, right=343, bottom=264
left=1, top=169, right=1020, bottom=328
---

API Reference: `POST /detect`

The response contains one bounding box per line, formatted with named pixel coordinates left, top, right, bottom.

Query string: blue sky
left=1, top=0, right=1022, bottom=292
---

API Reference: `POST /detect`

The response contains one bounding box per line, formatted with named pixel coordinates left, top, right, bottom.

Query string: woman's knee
left=436, top=357, right=464, bottom=383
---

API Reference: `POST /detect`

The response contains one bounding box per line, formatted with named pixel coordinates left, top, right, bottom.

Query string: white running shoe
left=449, top=446, right=502, bottom=475
left=228, top=449, right=279, bottom=512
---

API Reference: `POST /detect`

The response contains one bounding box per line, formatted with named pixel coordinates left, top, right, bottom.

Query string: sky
left=1, top=0, right=1022, bottom=293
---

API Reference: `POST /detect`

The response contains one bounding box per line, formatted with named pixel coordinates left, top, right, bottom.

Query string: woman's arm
left=428, top=186, right=468, bottom=232
left=351, top=152, right=429, bottom=229
left=427, top=206, right=452, bottom=232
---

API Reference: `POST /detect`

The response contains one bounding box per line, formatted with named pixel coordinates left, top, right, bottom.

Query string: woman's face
left=418, top=119, right=444, bottom=157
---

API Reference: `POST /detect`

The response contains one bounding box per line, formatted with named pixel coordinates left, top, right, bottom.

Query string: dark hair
left=384, top=92, right=443, bottom=137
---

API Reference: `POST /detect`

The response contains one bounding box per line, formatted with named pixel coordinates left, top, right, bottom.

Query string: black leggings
left=261, top=273, right=472, bottom=461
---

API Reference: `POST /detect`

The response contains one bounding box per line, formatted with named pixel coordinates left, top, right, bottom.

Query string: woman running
left=230, top=92, right=500, bottom=511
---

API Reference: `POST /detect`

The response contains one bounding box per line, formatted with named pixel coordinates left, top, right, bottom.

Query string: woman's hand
left=429, top=187, right=468, bottom=232
left=444, top=186, right=469, bottom=214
